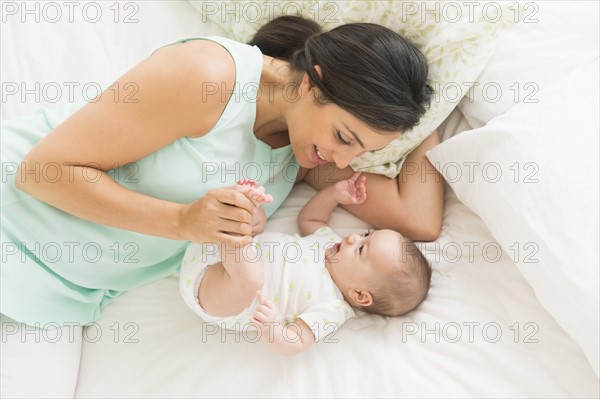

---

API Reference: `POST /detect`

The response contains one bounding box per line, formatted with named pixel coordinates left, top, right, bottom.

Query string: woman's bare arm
left=302, top=131, right=444, bottom=242
left=15, top=41, right=257, bottom=245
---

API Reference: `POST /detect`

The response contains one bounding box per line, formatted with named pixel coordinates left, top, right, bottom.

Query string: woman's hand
left=178, top=180, right=273, bottom=246
left=178, top=188, right=259, bottom=246
left=233, top=179, right=272, bottom=237
left=15, top=41, right=253, bottom=243
left=251, top=207, right=267, bottom=236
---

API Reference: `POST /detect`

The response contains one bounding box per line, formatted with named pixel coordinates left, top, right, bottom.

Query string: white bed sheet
left=1, top=1, right=598, bottom=397
left=71, top=108, right=598, bottom=398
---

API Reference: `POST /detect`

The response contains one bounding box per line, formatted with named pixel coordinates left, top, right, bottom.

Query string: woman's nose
left=332, top=150, right=359, bottom=169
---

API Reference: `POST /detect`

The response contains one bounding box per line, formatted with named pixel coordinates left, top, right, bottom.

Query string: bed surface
left=2, top=1, right=598, bottom=397
left=71, top=109, right=598, bottom=398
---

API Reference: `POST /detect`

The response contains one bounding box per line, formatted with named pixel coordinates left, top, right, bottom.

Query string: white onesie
left=180, top=227, right=355, bottom=342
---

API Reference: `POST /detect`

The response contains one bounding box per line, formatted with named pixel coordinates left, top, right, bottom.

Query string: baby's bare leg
left=198, top=182, right=272, bottom=317
left=198, top=244, right=263, bottom=317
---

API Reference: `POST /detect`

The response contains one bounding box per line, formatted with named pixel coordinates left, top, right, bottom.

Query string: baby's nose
left=346, top=233, right=360, bottom=244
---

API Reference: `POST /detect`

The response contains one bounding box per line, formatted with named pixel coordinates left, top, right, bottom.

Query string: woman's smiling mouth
left=312, top=145, right=329, bottom=164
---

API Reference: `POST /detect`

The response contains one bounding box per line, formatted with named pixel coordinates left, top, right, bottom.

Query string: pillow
left=188, top=0, right=516, bottom=177
left=458, top=1, right=600, bottom=128
left=426, top=59, right=600, bottom=376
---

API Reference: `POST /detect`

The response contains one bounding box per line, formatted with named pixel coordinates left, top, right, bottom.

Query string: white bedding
left=2, top=1, right=598, bottom=397
left=71, top=109, right=598, bottom=398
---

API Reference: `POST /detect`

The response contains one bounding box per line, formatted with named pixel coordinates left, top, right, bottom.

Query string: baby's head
left=325, top=229, right=431, bottom=317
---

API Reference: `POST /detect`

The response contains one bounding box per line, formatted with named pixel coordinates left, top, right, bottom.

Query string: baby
left=180, top=173, right=431, bottom=355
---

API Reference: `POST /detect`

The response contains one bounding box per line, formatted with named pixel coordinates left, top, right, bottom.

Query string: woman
left=1, top=16, right=442, bottom=397
left=252, top=17, right=443, bottom=241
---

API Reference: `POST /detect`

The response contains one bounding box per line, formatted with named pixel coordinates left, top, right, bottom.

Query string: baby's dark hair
left=364, top=240, right=431, bottom=317
left=248, top=15, right=433, bottom=133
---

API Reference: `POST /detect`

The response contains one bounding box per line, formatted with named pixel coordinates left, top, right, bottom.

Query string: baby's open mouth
left=333, top=242, right=341, bottom=253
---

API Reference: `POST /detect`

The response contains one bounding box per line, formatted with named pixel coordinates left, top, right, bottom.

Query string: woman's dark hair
left=248, top=16, right=433, bottom=133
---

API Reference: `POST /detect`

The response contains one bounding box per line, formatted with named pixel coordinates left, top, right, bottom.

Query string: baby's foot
left=237, top=179, right=258, bottom=188
left=234, top=180, right=273, bottom=205
left=243, top=186, right=273, bottom=205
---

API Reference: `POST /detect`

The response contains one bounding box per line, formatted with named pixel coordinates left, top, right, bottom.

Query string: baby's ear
left=348, top=288, right=373, bottom=307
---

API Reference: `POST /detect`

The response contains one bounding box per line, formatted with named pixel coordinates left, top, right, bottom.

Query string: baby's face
left=325, top=229, right=405, bottom=299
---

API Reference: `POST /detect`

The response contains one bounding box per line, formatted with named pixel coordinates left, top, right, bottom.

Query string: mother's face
left=286, top=74, right=400, bottom=170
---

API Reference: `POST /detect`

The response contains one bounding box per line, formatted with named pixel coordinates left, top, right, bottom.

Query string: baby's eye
left=362, top=229, right=372, bottom=237
left=359, top=245, right=364, bottom=254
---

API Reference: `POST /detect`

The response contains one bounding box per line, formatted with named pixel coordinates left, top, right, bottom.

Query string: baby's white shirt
left=180, top=226, right=355, bottom=342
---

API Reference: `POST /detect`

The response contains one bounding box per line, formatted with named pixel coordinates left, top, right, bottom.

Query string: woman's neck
left=253, top=55, right=298, bottom=146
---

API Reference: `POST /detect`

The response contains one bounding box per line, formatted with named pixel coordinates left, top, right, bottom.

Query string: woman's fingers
left=214, top=231, right=252, bottom=247
left=180, top=186, right=270, bottom=244
left=215, top=189, right=257, bottom=215
left=216, top=218, right=253, bottom=237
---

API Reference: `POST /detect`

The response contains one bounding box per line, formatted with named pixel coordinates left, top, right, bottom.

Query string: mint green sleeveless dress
left=0, top=36, right=298, bottom=326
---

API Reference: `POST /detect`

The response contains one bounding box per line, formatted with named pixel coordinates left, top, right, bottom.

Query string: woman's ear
left=313, top=65, right=323, bottom=80
left=348, top=288, right=374, bottom=307
left=299, top=65, right=323, bottom=95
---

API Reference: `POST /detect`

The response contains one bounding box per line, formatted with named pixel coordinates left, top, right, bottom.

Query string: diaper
left=179, top=243, right=258, bottom=331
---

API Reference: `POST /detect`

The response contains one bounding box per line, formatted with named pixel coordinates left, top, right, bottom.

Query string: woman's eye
left=336, top=130, right=351, bottom=145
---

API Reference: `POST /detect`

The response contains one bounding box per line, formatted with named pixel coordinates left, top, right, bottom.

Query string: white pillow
left=458, top=1, right=600, bottom=128
left=188, top=0, right=516, bottom=177
left=426, top=59, right=600, bottom=376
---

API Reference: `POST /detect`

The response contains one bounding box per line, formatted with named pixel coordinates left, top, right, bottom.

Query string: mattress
left=67, top=107, right=597, bottom=398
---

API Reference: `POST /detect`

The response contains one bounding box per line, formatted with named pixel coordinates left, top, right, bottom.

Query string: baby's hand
left=332, top=172, right=367, bottom=205
left=251, top=290, right=278, bottom=327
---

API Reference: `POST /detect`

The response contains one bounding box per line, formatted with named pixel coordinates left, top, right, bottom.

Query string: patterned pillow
left=189, top=0, right=517, bottom=177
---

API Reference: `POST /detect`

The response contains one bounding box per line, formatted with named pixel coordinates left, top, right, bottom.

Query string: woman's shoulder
left=90, top=38, right=241, bottom=143
left=149, top=36, right=263, bottom=98
left=152, top=36, right=261, bottom=67
left=134, top=36, right=263, bottom=140
left=151, top=38, right=236, bottom=81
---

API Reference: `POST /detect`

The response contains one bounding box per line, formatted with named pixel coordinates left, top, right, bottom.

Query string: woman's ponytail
left=248, top=15, right=322, bottom=61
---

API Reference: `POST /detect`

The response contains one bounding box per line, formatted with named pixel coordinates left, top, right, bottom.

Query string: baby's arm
left=251, top=291, right=315, bottom=355
left=298, top=172, right=367, bottom=236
